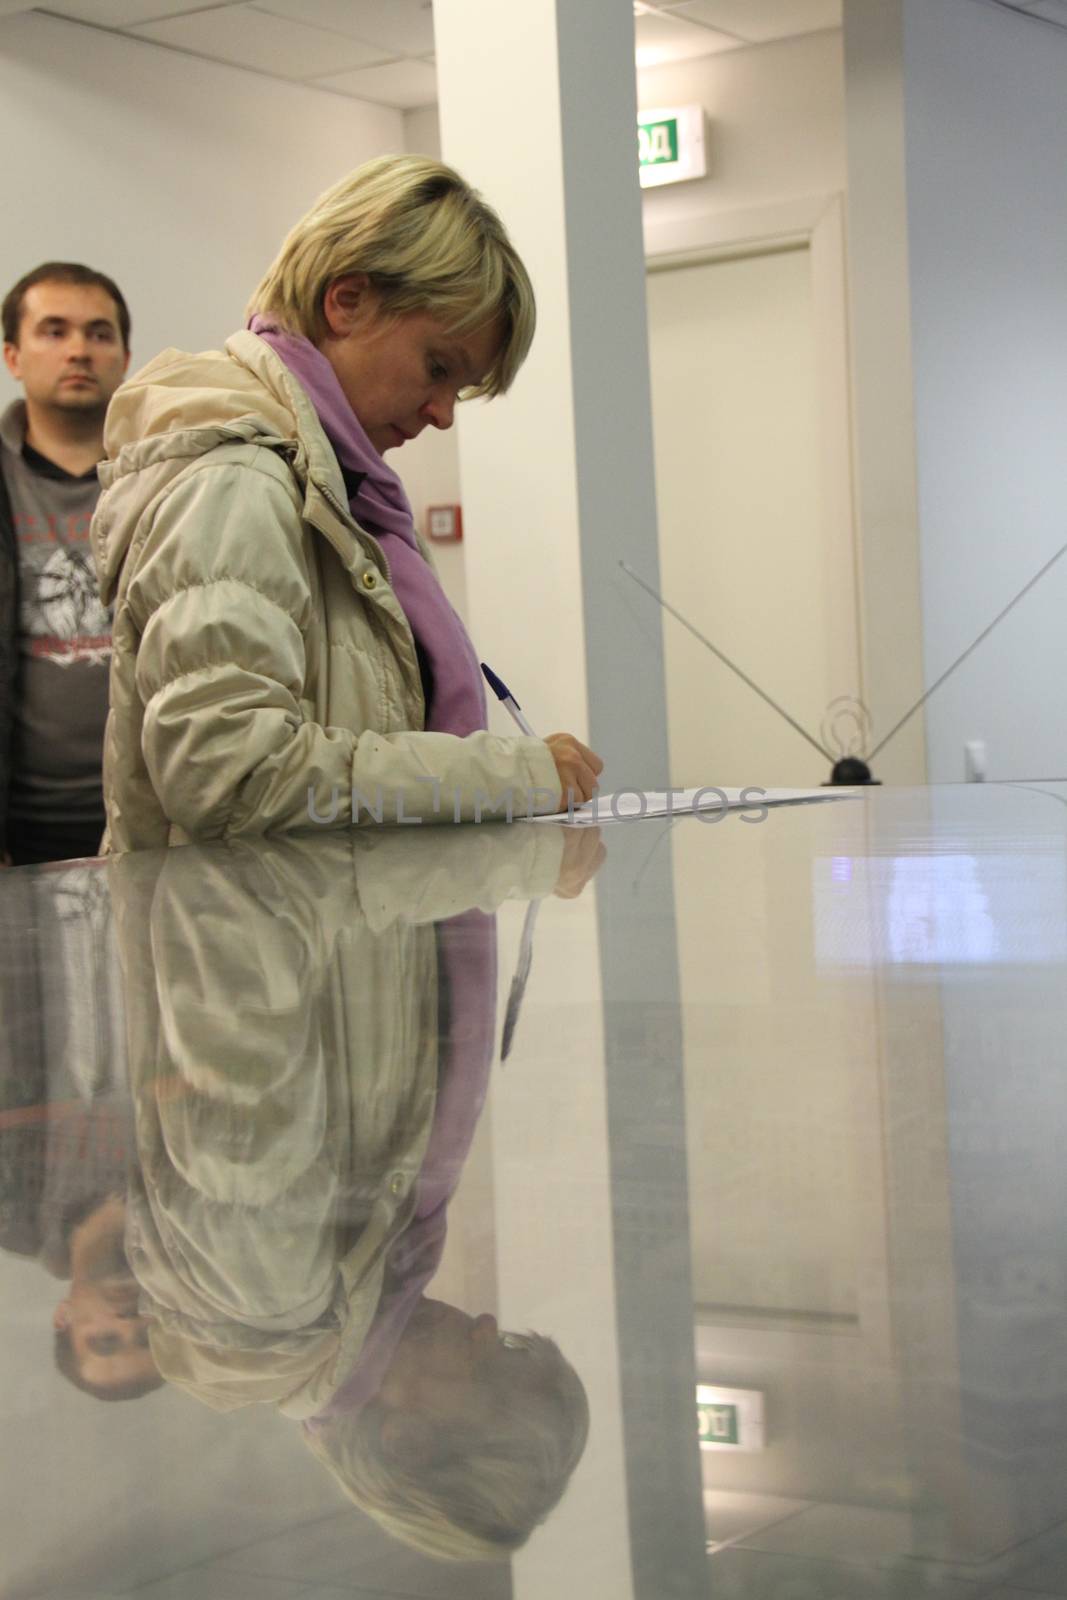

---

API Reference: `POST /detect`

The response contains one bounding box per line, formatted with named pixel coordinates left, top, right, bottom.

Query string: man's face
left=54, top=1280, right=156, bottom=1393
left=54, top=1192, right=157, bottom=1395
left=3, top=281, right=129, bottom=417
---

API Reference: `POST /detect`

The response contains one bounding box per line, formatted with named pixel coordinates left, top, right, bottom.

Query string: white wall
left=844, top=0, right=1067, bottom=784
left=404, top=32, right=849, bottom=648
left=902, top=0, right=1067, bottom=782
left=400, top=103, right=468, bottom=621
left=0, top=11, right=474, bottom=632
left=638, top=30, right=846, bottom=230
left=0, top=11, right=402, bottom=392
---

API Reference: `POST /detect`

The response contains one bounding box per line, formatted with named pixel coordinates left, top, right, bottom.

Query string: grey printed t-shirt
left=0, top=402, right=110, bottom=825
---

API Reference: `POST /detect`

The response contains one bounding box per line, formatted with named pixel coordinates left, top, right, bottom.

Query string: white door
left=646, top=243, right=861, bottom=789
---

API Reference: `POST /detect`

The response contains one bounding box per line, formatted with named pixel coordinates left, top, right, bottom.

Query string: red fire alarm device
left=427, top=504, right=463, bottom=542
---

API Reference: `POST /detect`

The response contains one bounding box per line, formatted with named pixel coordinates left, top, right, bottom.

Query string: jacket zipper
left=315, top=479, right=392, bottom=585
left=312, top=477, right=426, bottom=723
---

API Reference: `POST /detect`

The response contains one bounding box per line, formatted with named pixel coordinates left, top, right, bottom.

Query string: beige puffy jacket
left=92, top=332, right=561, bottom=853
left=113, top=825, right=564, bottom=1416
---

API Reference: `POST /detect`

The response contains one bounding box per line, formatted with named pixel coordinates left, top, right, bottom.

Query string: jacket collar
left=223, top=332, right=390, bottom=582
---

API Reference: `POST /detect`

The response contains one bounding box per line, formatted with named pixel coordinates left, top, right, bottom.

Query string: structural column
left=433, top=0, right=671, bottom=784
left=435, top=6, right=706, bottom=1597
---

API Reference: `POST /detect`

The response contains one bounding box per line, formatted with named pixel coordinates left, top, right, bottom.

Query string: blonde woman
left=92, top=157, right=602, bottom=853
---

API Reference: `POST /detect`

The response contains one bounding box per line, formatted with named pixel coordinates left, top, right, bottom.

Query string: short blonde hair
left=247, top=155, right=535, bottom=399
left=303, top=1332, right=589, bottom=1562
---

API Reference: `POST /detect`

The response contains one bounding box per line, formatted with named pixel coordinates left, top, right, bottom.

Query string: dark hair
left=53, top=1324, right=163, bottom=1403
left=2, top=262, right=131, bottom=350
left=47, top=1189, right=124, bottom=1279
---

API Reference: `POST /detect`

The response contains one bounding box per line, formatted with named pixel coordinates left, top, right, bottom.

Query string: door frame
left=644, top=193, right=866, bottom=720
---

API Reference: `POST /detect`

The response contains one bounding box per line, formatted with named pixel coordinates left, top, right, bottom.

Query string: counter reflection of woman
left=116, top=828, right=594, bottom=1561
left=92, top=156, right=602, bottom=854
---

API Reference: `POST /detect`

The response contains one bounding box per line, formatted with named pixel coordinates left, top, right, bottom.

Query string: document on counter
left=523, top=786, right=862, bottom=826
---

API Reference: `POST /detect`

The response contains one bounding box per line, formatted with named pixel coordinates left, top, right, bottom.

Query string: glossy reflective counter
left=3, top=786, right=1067, bottom=1600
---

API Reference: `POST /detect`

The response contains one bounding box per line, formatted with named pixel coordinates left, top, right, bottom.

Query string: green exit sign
left=638, top=104, right=707, bottom=189
left=696, top=1384, right=765, bottom=1451
left=698, top=1402, right=739, bottom=1445
left=639, top=116, right=679, bottom=169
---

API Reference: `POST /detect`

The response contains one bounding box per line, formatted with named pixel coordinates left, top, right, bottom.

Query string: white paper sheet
left=522, top=785, right=862, bottom=826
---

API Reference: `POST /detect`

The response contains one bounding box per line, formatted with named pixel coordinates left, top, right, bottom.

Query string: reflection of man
left=1, top=262, right=131, bottom=865
left=0, top=854, right=159, bottom=1402
left=52, top=1191, right=160, bottom=1402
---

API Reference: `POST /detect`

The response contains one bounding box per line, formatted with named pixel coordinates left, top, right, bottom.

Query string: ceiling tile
left=41, top=0, right=249, bottom=22
left=255, top=0, right=434, bottom=57
left=130, top=4, right=392, bottom=79
left=311, top=57, right=437, bottom=109
left=664, top=0, right=842, bottom=45
left=634, top=11, right=741, bottom=66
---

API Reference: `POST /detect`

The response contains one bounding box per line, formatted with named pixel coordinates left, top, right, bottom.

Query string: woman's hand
left=554, top=826, right=606, bottom=899
left=545, top=733, right=603, bottom=809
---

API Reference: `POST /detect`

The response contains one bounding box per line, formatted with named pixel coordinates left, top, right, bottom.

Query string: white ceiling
left=24, top=0, right=844, bottom=107
left=633, top=0, right=842, bottom=67
left=19, top=0, right=1067, bottom=107
left=31, top=0, right=438, bottom=106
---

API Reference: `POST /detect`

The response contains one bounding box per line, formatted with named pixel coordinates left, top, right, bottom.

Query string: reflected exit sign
left=697, top=1384, right=766, bottom=1451
left=638, top=104, right=706, bottom=188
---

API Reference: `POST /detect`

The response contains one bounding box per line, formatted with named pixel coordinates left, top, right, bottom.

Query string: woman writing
left=92, top=156, right=602, bottom=853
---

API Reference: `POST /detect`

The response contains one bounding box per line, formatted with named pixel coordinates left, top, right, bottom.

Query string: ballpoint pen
left=502, top=898, right=540, bottom=1062
left=480, top=662, right=543, bottom=1061
left=480, top=661, right=537, bottom=737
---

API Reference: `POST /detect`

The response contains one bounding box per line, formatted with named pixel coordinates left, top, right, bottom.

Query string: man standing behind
left=1, top=263, right=130, bottom=865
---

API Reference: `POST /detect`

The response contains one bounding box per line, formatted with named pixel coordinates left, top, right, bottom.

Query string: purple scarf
left=303, top=908, right=498, bottom=1431
left=249, top=315, right=486, bottom=736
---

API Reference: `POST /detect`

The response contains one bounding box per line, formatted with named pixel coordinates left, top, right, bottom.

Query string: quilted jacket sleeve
left=123, top=452, right=561, bottom=840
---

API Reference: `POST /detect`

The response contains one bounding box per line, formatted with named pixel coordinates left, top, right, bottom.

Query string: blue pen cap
left=480, top=662, right=516, bottom=705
